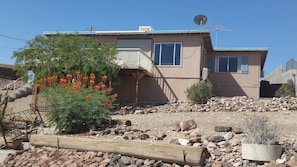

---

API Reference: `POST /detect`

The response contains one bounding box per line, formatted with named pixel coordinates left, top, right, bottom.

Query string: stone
left=207, top=135, right=226, bottom=143
left=232, top=127, right=243, bottom=134
left=171, top=122, right=181, bottom=132
left=180, top=119, right=197, bottom=131
left=214, top=126, right=232, bottom=132
left=223, top=132, right=234, bottom=140
left=119, top=156, right=132, bottom=165
left=178, top=138, right=190, bottom=146
left=211, top=161, right=222, bottom=167
left=154, top=129, right=167, bottom=140
left=134, top=110, right=144, bottom=114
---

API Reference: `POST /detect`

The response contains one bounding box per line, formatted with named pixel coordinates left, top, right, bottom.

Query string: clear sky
left=0, top=0, right=296, bottom=77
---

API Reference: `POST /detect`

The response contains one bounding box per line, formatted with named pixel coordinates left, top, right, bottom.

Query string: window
left=209, top=56, right=248, bottom=73
left=154, top=43, right=182, bottom=66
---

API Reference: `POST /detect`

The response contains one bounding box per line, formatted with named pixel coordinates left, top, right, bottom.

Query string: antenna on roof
left=90, top=25, right=93, bottom=31
left=194, top=15, right=208, bottom=27
left=211, top=25, right=232, bottom=48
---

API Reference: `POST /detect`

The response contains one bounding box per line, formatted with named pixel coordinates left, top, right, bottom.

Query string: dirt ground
left=112, top=110, right=297, bottom=141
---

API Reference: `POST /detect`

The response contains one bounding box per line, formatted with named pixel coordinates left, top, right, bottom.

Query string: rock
left=186, top=134, right=202, bottom=143
left=178, top=138, right=190, bottom=146
left=119, top=156, right=132, bottom=165
left=211, top=161, right=222, bottom=167
left=207, top=135, right=226, bottom=143
left=154, top=129, right=167, bottom=140
left=286, top=157, right=296, bottom=167
left=223, top=132, right=234, bottom=140
left=232, top=127, right=243, bottom=134
left=214, top=126, right=232, bottom=132
left=180, top=119, right=197, bottom=131
left=134, top=110, right=144, bottom=114
left=171, top=122, right=181, bottom=132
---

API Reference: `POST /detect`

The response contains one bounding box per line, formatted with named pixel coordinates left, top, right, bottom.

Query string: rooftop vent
left=139, top=26, right=154, bottom=32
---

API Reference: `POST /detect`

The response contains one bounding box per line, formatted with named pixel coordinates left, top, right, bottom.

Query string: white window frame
left=210, top=56, right=248, bottom=73
left=154, top=42, right=182, bottom=66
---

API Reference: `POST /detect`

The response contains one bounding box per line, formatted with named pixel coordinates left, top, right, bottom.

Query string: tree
left=13, top=33, right=120, bottom=81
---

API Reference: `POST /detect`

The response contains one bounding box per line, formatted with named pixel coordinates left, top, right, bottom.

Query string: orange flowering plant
left=39, top=71, right=117, bottom=134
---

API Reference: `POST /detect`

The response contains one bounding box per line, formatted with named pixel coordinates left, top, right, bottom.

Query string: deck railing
left=116, top=48, right=153, bottom=73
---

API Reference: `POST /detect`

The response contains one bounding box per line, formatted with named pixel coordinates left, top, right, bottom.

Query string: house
left=0, top=64, right=16, bottom=80
left=44, top=26, right=268, bottom=104
left=262, top=58, right=297, bottom=97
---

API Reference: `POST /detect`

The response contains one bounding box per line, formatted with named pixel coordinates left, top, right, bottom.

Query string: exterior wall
left=207, top=51, right=262, bottom=99
left=95, top=34, right=203, bottom=103
left=0, top=65, right=17, bottom=80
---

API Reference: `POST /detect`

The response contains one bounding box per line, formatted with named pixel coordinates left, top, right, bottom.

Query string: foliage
left=40, top=71, right=117, bottom=134
left=275, top=83, right=289, bottom=97
left=243, top=114, right=279, bottom=145
left=185, top=81, right=213, bottom=104
left=13, top=34, right=120, bottom=81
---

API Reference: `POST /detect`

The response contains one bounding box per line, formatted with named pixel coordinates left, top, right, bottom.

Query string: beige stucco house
left=44, top=26, right=268, bottom=104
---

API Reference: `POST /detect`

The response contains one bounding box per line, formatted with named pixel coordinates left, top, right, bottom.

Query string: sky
left=0, top=0, right=296, bottom=77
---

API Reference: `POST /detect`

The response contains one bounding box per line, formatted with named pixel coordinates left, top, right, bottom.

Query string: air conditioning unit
left=202, top=68, right=209, bottom=80
left=261, top=70, right=264, bottom=78
left=139, top=26, right=154, bottom=32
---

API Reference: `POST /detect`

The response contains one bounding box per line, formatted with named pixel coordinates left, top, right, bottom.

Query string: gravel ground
left=112, top=110, right=297, bottom=142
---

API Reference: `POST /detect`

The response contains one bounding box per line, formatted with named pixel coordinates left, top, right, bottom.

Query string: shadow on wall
left=114, top=72, right=178, bottom=104
left=208, top=73, right=247, bottom=97
left=260, top=80, right=282, bottom=98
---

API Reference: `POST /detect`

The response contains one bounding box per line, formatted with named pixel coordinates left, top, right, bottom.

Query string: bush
left=274, top=83, right=288, bottom=97
left=275, top=78, right=296, bottom=97
left=185, top=81, right=212, bottom=104
left=243, top=114, right=279, bottom=145
left=40, top=72, right=117, bottom=134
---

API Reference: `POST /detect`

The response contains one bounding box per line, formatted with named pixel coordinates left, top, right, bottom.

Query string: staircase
left=0, top=78, right=33, bottom=102
left=7, top=83, right=33, bottom=102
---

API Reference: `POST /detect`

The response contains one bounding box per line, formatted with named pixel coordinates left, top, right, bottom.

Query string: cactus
left=0, top=90, right=9, bottom=147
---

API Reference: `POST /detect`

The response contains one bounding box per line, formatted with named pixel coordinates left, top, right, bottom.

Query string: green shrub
left=275, top=83, right=289, bottom=97
left=42, top=87, right=111, bottom=134
left=186, top=81, right=213, bottom=104
left=40, top=72, right=116, bottom=134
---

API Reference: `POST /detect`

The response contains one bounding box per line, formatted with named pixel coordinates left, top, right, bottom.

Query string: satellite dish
left=194, top=15, right=207, bottom=26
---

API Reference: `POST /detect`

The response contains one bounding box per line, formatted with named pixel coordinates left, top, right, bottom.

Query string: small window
left=154, top=43, right=182, bottom=66
left=209, top=56, right=248, bottom=73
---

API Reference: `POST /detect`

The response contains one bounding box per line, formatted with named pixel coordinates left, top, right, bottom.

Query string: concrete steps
left=8, top=83, right=33, bottom=102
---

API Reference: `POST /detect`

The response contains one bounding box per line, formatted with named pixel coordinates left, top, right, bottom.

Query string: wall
left=207, top=51, right=262, bottom=99
left=94, top=34, right=203, bottom=103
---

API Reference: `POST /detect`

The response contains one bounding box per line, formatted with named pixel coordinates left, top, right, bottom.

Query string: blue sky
left=0, top=1, right=296, bottom=77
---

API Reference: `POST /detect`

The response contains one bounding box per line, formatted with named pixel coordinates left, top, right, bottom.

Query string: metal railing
left=116, top=48, right=153, bottom=73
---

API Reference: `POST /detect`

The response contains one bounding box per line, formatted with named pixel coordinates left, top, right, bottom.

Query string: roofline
left=0, top=63, right=14, bottom=69
left=43, top=29, right=210, bottom=36
left=214, top=47, right=268, bottom=52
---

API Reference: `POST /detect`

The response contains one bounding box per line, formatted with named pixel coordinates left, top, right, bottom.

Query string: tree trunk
left=30, top=134, right=209, bottom=166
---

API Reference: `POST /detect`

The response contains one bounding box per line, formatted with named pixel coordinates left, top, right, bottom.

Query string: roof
left=43, top=29, right=210, bottom=36
left=0, top=64, right=14, bottom=69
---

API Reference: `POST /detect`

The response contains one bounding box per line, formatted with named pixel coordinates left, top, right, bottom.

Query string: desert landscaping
left=1, top=95, right=297, bottom=167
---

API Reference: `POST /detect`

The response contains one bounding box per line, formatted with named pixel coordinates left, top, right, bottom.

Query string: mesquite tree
left=13, top=33, right=120, bottom=81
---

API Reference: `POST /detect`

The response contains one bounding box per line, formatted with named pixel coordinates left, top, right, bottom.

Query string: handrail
left=0, top=77, right=24, bottom=90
